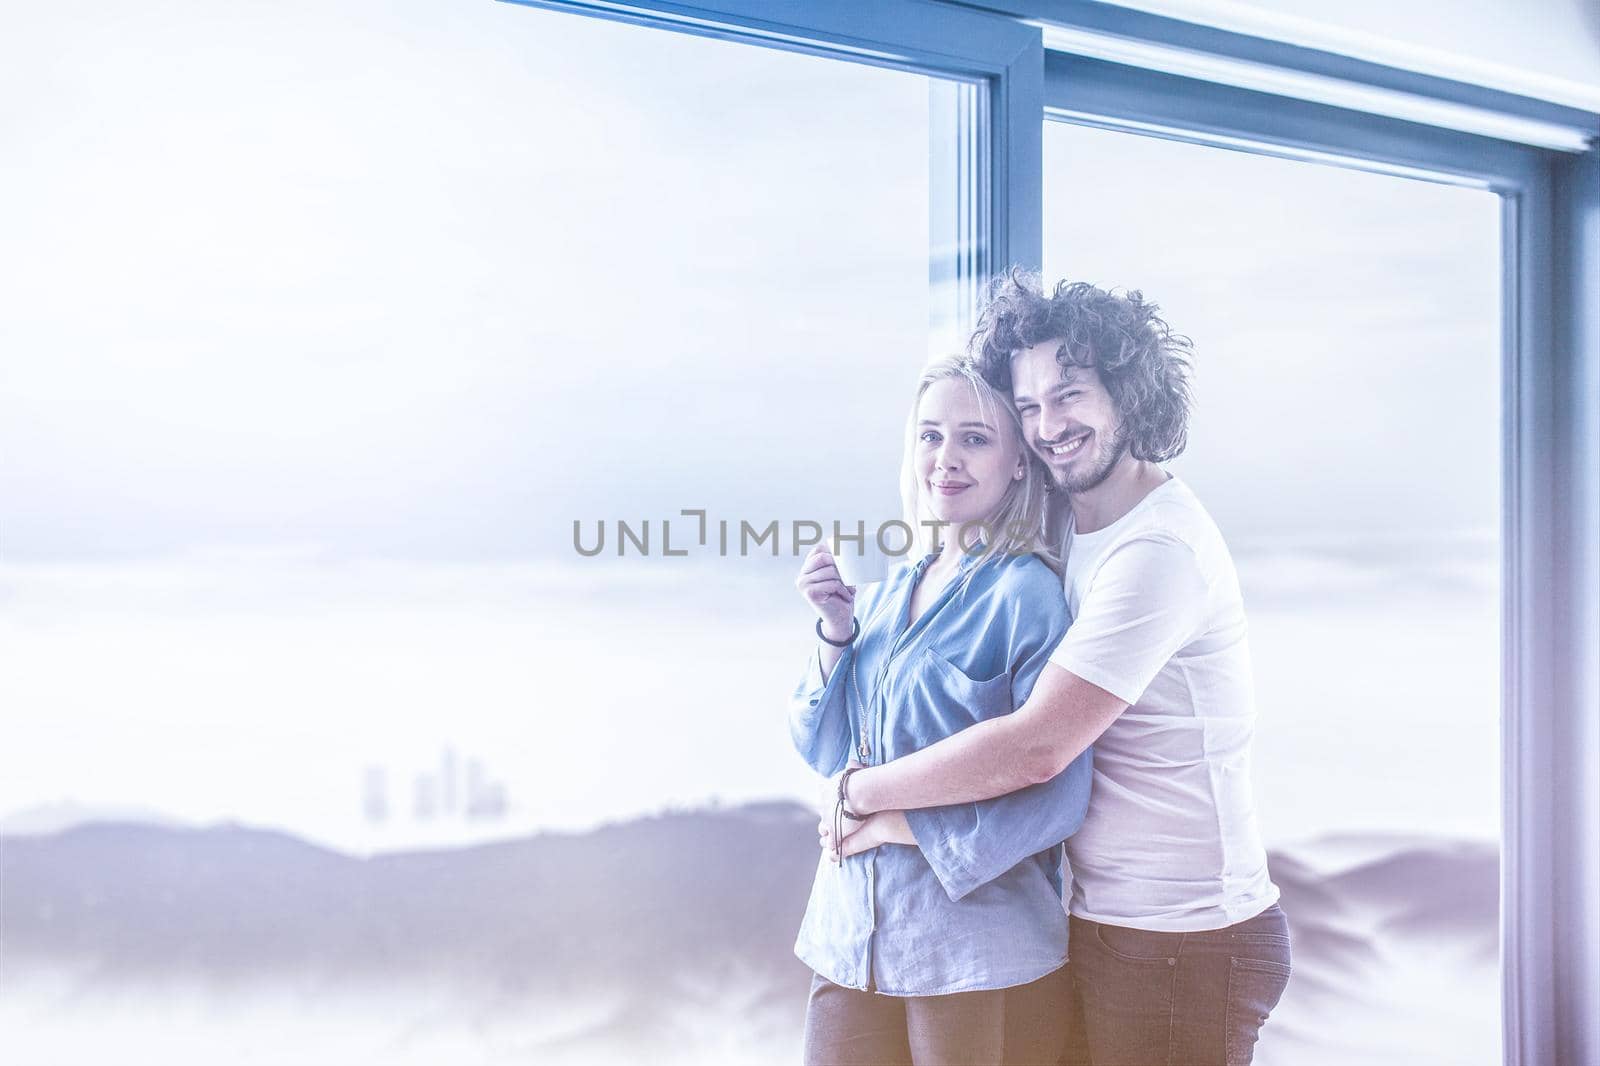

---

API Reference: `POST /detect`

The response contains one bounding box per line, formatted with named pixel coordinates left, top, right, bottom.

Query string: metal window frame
left=498, top=0, right=1044, bottom=296
left=498, top=2, right=1599, bottom=1061
left=1030, top=45, right=1598, bottom=1066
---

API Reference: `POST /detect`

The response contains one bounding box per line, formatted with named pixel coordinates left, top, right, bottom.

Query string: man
left=829, top=272, right=1290, bottom=1064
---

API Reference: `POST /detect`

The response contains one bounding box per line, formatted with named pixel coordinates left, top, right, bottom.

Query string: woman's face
left=914, top=376, right=1025, bottom=535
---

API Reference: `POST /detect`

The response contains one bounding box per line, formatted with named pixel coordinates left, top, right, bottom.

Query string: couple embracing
left=788, top=271, right=1290, bottom=1066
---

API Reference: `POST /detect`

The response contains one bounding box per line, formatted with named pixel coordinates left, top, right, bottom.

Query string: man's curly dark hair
left=968, top=268, right=1195, bottom=463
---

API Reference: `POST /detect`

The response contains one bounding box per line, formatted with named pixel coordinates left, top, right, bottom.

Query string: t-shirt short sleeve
left=1048, top=532, right=1210, bottom=705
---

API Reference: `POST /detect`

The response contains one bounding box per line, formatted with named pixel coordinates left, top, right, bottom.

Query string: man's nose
left=1038, top=405, right=1069, bottom=444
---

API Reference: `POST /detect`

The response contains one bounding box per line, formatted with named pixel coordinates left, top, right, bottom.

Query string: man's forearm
left=848, top=712, right=1054, bottom=816
left=845, top=663, right=1124, bottom=817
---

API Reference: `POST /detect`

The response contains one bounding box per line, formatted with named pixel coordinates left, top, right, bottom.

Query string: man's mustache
left=1035, top=428, right=1090, bottom=449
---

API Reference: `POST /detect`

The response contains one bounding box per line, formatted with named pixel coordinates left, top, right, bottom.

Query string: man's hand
left=818, top=809, right=915, bottom=862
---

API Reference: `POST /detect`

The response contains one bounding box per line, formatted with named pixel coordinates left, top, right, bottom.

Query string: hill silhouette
left=0, top=803, right=1499, bottom=1065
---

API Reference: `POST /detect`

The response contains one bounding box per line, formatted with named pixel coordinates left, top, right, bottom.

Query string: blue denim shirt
left=789, top=548, right=1093, bottom=996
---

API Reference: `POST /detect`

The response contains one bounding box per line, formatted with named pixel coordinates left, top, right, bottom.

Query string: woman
left=788, top=356, right=1094, bottom=1066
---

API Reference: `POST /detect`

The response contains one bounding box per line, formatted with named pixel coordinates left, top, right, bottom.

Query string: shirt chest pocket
left=889, top=646, right=1015, bottom=755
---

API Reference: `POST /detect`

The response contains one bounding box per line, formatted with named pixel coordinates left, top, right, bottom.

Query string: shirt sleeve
left=903, top=574, right=1089, bottom=902
left=904, top=749, right=1092, bottom=902
left=788, top=642, right=857, bottom=778
left=1048, top=532, right=1210, bottom=706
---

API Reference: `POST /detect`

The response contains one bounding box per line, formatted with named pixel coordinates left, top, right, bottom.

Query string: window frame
left=1036, top=50, right=1598, bottom=1065
left=502, top=2, right=1600, bottom=1060
left=500, top=0, right=1046, bottom=277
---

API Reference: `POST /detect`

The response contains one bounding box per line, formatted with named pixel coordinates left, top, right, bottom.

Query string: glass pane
left=1045, top=122, right=1501, bottom=1066
left=0, top=5, right=982, bottom=1063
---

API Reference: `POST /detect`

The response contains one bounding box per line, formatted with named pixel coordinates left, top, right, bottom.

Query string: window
left=0, top=0, right=985, bottom=848
left=0, top=2, right=1032, bottom=1062
left=3, top=2, right=1594, bottom=1062
left=1046, top=117, right=1502, bottom=1062
left=1042, top=41, right=1598, bottom=1063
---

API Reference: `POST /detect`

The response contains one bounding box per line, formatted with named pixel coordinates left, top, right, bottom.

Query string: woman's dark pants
left=802, top=964, right=1072, bottom=1066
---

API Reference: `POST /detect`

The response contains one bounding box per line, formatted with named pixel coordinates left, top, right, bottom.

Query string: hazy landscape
left=0, top=804, right=1496, bottom=1065
left=0, top=542, right=1503, bottom=1063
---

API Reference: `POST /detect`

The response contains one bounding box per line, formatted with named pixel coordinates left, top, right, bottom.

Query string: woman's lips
left=932, top=482, right=971, bottom=496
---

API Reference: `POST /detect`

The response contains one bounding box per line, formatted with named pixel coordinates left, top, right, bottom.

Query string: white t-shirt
left=1051, top=475, right=1279, bottom=931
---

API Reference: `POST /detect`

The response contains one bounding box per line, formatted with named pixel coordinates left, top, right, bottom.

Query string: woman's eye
left=919, top=431, right=941, bottom=444
left=964, top=434, right=988, bottom=446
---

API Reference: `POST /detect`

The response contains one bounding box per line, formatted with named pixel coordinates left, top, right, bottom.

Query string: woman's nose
left=935, top=443, right=960, bottom=470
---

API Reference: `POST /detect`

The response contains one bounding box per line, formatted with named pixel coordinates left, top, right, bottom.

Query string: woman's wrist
left=817, top=616, right=856, bottom=646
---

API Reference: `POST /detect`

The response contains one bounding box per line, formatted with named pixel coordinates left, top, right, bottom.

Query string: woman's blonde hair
left=898, top=355, right=1059, bottom=572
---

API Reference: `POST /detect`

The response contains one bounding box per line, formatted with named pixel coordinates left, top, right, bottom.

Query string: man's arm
left=845, top=662, right=1127, bottom=817
left=842, top=532, right=1207, bottom=820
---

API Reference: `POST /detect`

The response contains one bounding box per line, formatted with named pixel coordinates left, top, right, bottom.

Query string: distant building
left=362, top=765, right=388, bottom=824
left=367, top=746, right=511, bottom=826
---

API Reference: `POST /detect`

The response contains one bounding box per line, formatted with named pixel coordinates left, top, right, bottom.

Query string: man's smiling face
left=1009, top=340, right=1129, bottom=495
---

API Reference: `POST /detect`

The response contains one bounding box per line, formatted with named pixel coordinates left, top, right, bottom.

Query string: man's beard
left=1049, top=422, right=1130, bottom=495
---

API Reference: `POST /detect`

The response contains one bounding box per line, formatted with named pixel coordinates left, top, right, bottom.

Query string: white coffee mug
left=830, top=535, right=893, bottom=588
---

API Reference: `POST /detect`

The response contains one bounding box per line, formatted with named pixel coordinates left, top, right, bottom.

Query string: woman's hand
left=819, top=809, right=916, bottom=863
left=796, top=545, right=855, bottom=642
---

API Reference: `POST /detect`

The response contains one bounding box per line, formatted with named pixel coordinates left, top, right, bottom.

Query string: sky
left=0, top=0, right=931, bottom=563
left=1044, top=121, right=1501, bottom=547
left=0, top=1, right=1502, bottom=849
left=0, top=0, right=1499, bottom=566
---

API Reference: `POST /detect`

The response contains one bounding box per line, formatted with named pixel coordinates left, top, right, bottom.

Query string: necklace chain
left=846, top=554, right=966, bottom=762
